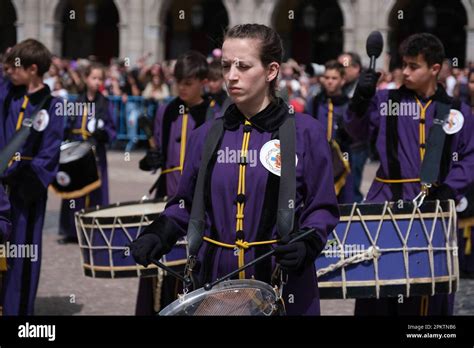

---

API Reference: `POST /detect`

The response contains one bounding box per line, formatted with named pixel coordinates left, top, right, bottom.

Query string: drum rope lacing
left=316, top=200, right=458, bottom=299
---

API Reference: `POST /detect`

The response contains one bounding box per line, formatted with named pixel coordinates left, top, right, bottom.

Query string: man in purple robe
left=0, top=39, right=64, bottom=315
left=344, top=33, right=474, bottom=315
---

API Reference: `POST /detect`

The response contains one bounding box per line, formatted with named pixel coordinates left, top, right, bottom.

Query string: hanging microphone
left=366, top=31, right=384, bottom=70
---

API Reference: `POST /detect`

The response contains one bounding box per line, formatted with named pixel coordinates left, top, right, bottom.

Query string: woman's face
left=221, top=38, right=278, bottom=107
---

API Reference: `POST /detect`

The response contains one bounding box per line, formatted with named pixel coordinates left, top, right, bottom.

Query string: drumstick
left=150, top=258, right=192, bottom=286
left=203, top=228, right=315, bottom=291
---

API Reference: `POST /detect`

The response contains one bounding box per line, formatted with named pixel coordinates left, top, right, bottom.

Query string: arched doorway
left=388, top=0, right=467, bottom=69
left=0, top=0, right=17, bottom=54
left=273, top=0, right=344, bottom=64
left=164, top=0, right=229, bottom=59
left=60, top=0, right=119, bottom=63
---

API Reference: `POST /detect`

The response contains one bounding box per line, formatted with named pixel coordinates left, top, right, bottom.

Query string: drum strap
left=385, top=89, right=403, bottom=200
left=418, top=101, right=451, bottom=187
left=187, top=111, right=296, bottom=257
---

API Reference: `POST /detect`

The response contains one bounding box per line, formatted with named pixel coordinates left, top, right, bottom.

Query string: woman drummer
left=131, top=24, right=339, bottom=315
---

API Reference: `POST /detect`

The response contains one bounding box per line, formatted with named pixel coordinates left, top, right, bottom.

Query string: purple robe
left=345, top=84, right=474, bottom=315
left=58, top=92, right=116, bottom=238
left=159, top=105, right=339, bottom=315
left=312, top=92, right=354, bottom=203
left=0, top=84, right=64, bottom=315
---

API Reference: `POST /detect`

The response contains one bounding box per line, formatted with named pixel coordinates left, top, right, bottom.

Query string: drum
left=51, top=141, right=101, bottom=199
left=316, top=200, right=458, bottom=299
left=159, top=279, right=284, bottom=316
left=75, top=200, right=187, bottom=278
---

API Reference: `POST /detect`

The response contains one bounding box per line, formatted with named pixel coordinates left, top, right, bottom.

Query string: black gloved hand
left=354, top=69, right=381, bottom=99
left=274, top=234, right=308, bottom=271
left=426, top=184, right=456, bottom=201
left=130, top=233, right=165, bottom=267
left=349, top=69, right=381, bottom=117
left=92, top=128, right=109, bottom=143
left=130, top=215, right=181, bottom=266
left=139, top=149, right=164, bottom=171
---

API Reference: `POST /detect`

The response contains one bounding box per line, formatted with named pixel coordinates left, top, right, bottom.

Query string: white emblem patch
left=259, top=139, right=298, bottom=176
left=443, top=109, right=464, bottom=135
left=33, top=109, right=49, bottom=132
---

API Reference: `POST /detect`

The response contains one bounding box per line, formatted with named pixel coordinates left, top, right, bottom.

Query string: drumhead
left=159, top=279, right=281, bottom=316
left=83, top=201, right=167, bottom=218
left=60, top=141, right=93, bottom=164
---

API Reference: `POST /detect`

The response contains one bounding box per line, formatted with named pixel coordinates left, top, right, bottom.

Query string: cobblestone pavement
left=34, top=150, right=473, bottom=315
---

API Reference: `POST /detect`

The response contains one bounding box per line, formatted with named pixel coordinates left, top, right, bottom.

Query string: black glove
left=130, top=215, right=180, bottom=267
left=130, top=233, right=164, bottom=266
left=5, top=166, right=46, bottom=205
left=139, top=149, right=164, bottom=171
left=274, top=234, right=307, bottom=271
left=274, top=229, right=326, bottom=272
left=349, top=69, right=381, bottom=116
left=355, top=69, right=381, bottom=99
left=426, top=184, right=456, bottom=201
left=92, top=128, right=109, bottom=143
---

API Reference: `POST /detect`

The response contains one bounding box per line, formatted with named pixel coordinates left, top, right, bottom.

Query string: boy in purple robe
left=312, top=60, right=354, bottom=203
left=57, top=63, right=116, bottom=244
left=344, top=33, right=474, bottom=315
left=139, top=51, right=214, bottom=199
left=131, top=24, right=339, bottom=316
left=136, top=51, right=219, bottom=314
left=0, top=39, right=64, bottom=315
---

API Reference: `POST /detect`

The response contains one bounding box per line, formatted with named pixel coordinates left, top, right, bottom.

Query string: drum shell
left=316, top=200, right=458, bottom=299
left=75, top=200, right=187, bottom=278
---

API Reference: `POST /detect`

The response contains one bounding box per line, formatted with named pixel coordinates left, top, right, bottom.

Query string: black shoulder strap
left=386, top=89, right=402, bottom=200
left=277, top=114, right=296, bottom=238
left=187, top=118, right=225, bottom=256
left=419, top=100, right=451, bottom=185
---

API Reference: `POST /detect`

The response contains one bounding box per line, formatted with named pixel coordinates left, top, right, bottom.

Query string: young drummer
left=345, top=33, right=474, bottom=315
left=57, top=63, right=116, bottom=244
left=0, top=39, right=64, bottom=315
left=139, top=50, right=215, bottom=199
left=312, top=60, right=354, bottom=203
left=132, top=24, right=339, bottom=315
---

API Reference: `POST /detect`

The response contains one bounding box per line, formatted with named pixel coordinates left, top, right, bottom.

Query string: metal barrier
left=67, top=95, right=170, bottom=148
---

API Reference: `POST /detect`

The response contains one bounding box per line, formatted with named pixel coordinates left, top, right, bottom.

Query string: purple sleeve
left=298, top=118, right=340, bottom=246
left=0, top=185, right=11, bottom=241
left=30, top=98, right=65, bottom=188
left=344, top=91, right=382, bottom=142
left=443, top=103, right=474, bottom=198
left=161, top=122, right=211, bottom=236
left=153, top=103, right=168, bottom=149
